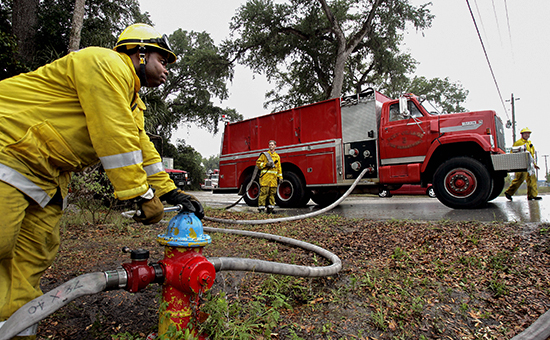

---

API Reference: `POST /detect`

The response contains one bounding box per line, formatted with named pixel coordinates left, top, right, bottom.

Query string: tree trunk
left=12, top=0, right=39, bottom=64
left=68, top=0, right=86, bottom=52
left=330, top=52, right=348, bottom=99
left=319, top=0, right=383, bottom=99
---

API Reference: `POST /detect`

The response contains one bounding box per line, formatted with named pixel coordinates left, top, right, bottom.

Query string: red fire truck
left=214, top=89, right=528, bottom=209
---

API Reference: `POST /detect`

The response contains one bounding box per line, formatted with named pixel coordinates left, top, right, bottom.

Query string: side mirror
left=399, top=96, right=410, bottom=117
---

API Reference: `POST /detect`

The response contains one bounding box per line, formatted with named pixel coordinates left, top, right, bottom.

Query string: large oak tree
left=223, top=0, right=439, bottom=110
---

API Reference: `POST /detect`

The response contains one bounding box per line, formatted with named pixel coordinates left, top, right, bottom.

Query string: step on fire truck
left=214, top=89, right=529, bottom=209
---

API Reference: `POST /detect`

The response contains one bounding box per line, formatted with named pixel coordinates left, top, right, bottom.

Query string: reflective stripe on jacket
left=256, top=151, right=282, bottom=187
left=0, top=47, right=176, bottom=205
left=512, top=138, right=537, bottom=165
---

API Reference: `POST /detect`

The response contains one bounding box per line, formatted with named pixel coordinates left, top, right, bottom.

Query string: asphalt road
left=190, top=191, right=549, bottom=223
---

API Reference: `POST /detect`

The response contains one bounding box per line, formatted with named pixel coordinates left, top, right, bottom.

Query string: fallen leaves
left=36, top=212, right=550, bottom=339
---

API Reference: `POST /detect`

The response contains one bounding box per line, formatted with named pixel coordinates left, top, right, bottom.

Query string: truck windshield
left=389, top=102, right=426, bottom=122
left=419, top=100, right=439, bottom=115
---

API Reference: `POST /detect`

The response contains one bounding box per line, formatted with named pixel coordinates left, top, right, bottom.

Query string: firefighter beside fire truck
left=256, top=140, right=283, bottom=214
left=214, top=89, right=529, bottom=210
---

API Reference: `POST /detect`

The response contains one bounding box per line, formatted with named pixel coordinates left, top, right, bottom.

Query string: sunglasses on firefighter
left=148, top=34, right=172, bottom=52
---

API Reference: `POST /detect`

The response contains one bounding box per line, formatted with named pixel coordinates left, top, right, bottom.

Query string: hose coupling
left=104, top=268, right=128, bottom=291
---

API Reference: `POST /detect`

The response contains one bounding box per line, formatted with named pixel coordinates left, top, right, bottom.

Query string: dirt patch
left=31, top=210, right=550, bottom=339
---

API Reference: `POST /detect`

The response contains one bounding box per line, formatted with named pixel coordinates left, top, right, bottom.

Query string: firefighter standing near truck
left=256, top=140, right=283, bottom=213
left=0, top=23, right=203, bottom=339
left=505, top=127, right=542, bottom=201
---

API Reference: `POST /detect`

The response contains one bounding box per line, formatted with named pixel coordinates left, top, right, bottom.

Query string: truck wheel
left=242, top=174, right=260, bottom=207
left=433, top=157, right=491, bottom=209
left=300, top=189, right=312, bottom=207
left=311, top=191, right=343, bottom=207
left=276, top=171, right=305, bottom=208
left=487, top=175, right=505, bottom=202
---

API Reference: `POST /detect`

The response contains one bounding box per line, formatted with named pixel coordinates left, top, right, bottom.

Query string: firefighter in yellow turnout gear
left=0, top=24, right=203, bottom=339
left=256, top=140, right=283, bottom=213
left=505, top=127, right=542, bottom=201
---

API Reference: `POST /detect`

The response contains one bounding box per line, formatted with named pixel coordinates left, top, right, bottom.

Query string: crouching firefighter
left=0, top=23, right=203, bottom=339
left=256, top=140, right=283, bottom=213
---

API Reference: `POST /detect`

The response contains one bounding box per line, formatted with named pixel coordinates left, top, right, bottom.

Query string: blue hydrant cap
left=157, top=212, right=211, bottom=247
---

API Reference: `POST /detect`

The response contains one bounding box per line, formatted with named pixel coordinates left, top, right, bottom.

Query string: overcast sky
left=139, top=0, right=550, bottom=180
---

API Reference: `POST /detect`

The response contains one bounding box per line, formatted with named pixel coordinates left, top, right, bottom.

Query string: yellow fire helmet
left=520, top=127, right=532, bottom=134
left=114, top=23, right=177, bottom=63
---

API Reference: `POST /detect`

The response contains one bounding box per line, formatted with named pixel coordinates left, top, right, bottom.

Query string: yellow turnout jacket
left=512, top=138, right=537, bottom=165
left=256, top=151, right=282, bottom=187
left=0, top=47, right=176, bottom=207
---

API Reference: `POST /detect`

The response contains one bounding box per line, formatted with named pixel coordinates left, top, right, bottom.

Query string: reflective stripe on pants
left=0, top=181, right=62, bottom=339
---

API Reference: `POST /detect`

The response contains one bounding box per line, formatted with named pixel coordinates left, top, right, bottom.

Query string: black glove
left=190, top=199, right=204, bottom=220
left=266, top=161, right=274, bottom=168
left=161, top=189, right=204, bottom=219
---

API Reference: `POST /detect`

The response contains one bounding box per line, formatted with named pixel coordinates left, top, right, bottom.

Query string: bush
left=68, top=165, right=119, bottom=225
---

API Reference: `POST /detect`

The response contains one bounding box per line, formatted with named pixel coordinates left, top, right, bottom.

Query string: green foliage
left=384, top=75, right=469, bottom=113
left=142, top=29, right=242, bottom=140
left=1, top=0, right=150, bottom=74
left=163, top=139, right=206, bottom=190
left=0, top=1, right=29, bottom=79
left=224, top=0, right=434, bottom=110
left=0, top=30, right=28, bottom=79
left=202, top=155, right=220, bottom=172
left=111, top=333, right=145, bottom=340
left=68, top=165, right=118, bottom=225
left=199, top=290, right=284, bottom=339
left=488, top=277, right=509, bottom=298
left=36, top=0, right=149, bottom=64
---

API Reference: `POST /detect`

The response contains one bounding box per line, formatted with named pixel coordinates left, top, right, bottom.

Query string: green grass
left=46, top=208, right=550, bottom=340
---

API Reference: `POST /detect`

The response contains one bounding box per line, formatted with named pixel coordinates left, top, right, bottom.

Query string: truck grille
left=494, top=116, right=506, bottom=151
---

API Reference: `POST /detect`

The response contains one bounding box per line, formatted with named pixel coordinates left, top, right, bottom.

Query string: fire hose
left=3, top=166, right=547, bottom=340
left=208, top=167, right=369, bottom=225
left=0, top=170, right=368, bottom=339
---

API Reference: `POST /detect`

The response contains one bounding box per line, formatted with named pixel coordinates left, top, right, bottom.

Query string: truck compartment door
left=219, top=162, right=237, bottom=188
left=306, top=152, right=337, bottom=184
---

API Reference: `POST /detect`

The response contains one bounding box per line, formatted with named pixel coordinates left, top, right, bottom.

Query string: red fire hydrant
left=119, top=212, right=215, bottom=339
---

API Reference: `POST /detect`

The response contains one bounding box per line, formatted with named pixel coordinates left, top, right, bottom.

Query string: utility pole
left=506, top=93, right=520, bottom=142
left=543, top=154, right=549, bottom=181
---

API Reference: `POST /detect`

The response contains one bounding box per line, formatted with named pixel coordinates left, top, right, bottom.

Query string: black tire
left=427, top=186, right=436, bottom=198
left=300, top=189, right=312, bottom=207
left=433, top=157, right=492, bottom=209
left=487, top=175, right=506, bottom=202
left=311, top=191, right=343, bottom=207
left=276, top=171, right=306, bottom=208
left=242, top=174, right=260, bottom=207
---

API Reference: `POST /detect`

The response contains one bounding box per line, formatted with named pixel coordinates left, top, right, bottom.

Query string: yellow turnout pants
left=505, top=171, right=538, bottom=199
left=258, top=186, right=276, bottom=208
left=0, top=181, right=62, bottom=339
